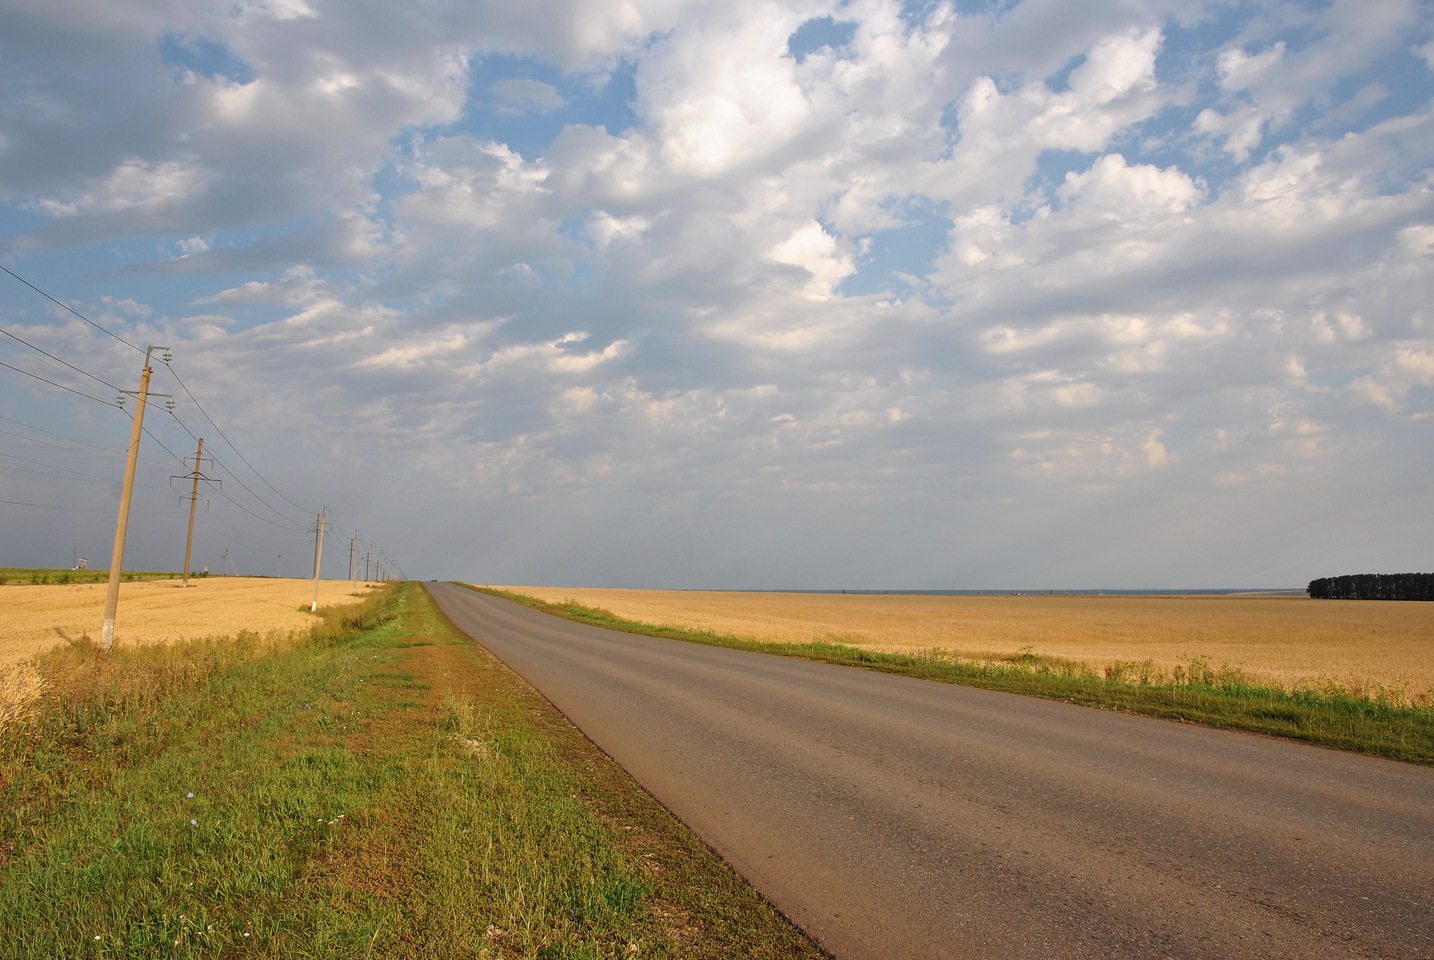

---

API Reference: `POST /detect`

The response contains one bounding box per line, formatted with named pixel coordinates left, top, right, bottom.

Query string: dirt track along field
left=495, top=587, right=1434, bottom=705
left=0, top=576, right=377, bottom=667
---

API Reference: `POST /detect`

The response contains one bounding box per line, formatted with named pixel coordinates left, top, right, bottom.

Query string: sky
left=1, top=0, right=1431, bottom=590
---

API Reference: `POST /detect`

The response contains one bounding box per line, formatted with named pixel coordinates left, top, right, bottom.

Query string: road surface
left=426, top=583, right=1434, bottom=960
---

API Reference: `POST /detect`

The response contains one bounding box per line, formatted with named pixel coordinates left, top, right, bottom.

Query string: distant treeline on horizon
left=731, top=588, right=1306, bottom=597
left=1307, top=573, right=1434, bottom=601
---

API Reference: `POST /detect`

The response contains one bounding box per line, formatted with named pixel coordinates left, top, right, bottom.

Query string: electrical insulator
left=166, top=398, right=176, bottom=412
left=162, top=350, right=173, bottom=363
left=116, top=394, right=126, bottom=407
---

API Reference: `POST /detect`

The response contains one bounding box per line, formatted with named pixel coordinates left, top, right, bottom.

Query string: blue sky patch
left=158, top=33, right=256, bottom=84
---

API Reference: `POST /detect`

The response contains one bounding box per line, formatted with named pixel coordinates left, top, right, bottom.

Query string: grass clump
left=476, top=587, right=1434, bottom=767
left=0, top=583, right=822, bottom=960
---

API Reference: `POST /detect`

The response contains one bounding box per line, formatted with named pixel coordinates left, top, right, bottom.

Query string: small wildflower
left=190, top=819, right=198, bottom=826
left=186, top=792, right=194, bottom=799
left=94, top=935, right=101, bottom=940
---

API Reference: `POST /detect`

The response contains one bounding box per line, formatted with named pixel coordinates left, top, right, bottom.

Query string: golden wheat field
left=495, top=586, right=1434, bottom=706
left=0, top=576, right=376, bottom=667
left=0, top=576, right=378, bottom=726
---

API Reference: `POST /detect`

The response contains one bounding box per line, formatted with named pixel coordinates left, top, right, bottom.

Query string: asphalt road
left=425, top=583, right=1434, bottom=960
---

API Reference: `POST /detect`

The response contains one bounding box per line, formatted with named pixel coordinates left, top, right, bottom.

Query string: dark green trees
left=1307, top=573, right=1434, bottom=600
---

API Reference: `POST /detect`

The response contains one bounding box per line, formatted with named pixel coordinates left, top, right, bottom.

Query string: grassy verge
left=0, top=583, right=825, bottom=959
left=474, top=587, right=1434, bottom=767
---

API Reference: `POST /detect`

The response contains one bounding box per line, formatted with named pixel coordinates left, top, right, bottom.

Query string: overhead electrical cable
left=0, top=358, right=114, bottom=404
left=0, top=262, right=143, bottom=353
left=0, top=497, right=167, bottom=514
left=162, top=362, right=315, bottom=517
left=165, top=408, right=309, bottom=529
left=0, top=359, right=114, bottom=405
left=0, top=451, right=168, bottom=485
left=208, top=491, right=310, bottom=532
left=0, top=428, right=126, bottom=461
left=0, top=324, right=120, bottom=392
left=0, top=414, right=126, bottom=454
left=1, top=264, right=354, bottom=555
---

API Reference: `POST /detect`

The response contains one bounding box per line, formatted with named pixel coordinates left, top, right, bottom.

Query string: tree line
left=1307, top=573, right=1434, bottom=601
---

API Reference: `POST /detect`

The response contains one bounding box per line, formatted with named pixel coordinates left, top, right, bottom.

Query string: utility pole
left=365, top=543, right=374, bottom=582
left=348, top=530, right=359, bottom=592
left=310, top=508, right=328, bottom=612
left=101, top=345, right=171, bottom=652
left=223, top=549, right=237, bottom=576
left=174, top=437, right=217, bottom=588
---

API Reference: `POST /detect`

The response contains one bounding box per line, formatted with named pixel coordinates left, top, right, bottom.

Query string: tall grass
left=478, top=587, right=1434, bottom=766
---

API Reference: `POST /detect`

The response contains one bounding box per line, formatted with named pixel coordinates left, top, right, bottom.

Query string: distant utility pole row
left=99, top=347, right=405, bottom=652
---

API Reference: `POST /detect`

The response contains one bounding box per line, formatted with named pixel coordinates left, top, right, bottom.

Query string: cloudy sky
left=1, top=0, right=1431, bottom=590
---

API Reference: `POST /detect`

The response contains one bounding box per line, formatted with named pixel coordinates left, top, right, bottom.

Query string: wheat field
left=494, top=587, right=1434, bottom=706
left=1, top=576, right=378, bottom=665
left=0, top=576, right=378, bottom=726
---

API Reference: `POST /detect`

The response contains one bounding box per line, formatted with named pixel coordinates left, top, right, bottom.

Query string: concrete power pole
left=366, top=543, right=374, bottom=582
left=310, top=509, right=328, bottom=612
left=175, top=437, right=217, bottom=588
left=101, top=345, right=170, bottom=651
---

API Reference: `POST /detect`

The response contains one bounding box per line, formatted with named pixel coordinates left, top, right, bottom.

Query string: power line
left=0, top=417, right=130, bottom=460
left=0, top=497, right=167, bottom=514
left=0, top=359, right=114, bottom=405
left=0, top=428, right=119, bottom=460
left=0, top=265, right=370, bottom=570
left=0, top=451, right=169, bottom=486
left=0, top=414, right=114, bottom=448
left=0, top=323, right=120, bottom=392
left=2, top=261, right=319, bottom=530
left=162, top=362, right=315, bottom=517
left=165, top=408, right=309, bottom=529
left=0, top=262, right=142, bottom=353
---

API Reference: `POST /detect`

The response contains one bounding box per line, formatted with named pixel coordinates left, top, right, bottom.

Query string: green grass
left=0, top=583, right=824, bottom=959
left=0, top=567, right=188, bottom=585
left=473, top=586, right=1434, bottom=767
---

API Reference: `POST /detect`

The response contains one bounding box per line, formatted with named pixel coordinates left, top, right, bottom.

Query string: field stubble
left=496, top=587, right=1434, bottom=708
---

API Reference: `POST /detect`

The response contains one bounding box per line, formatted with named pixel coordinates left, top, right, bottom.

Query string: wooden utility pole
left=102, top=345, right=170, bottom=651
left=310, top=509, right=328, bottom=612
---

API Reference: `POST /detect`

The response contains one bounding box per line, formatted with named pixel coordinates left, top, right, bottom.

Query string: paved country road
left=425, top=583, right=1434, bottom=960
